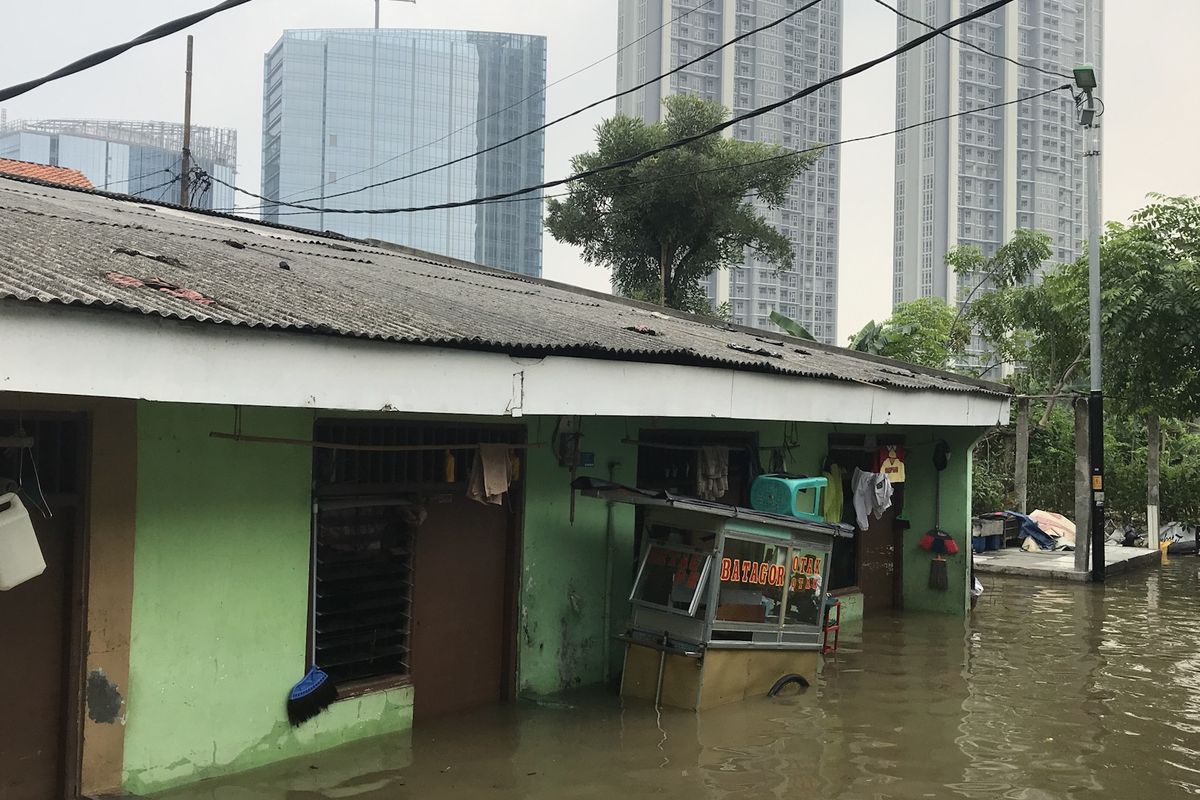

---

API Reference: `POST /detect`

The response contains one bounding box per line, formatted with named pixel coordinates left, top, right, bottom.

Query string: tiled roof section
left=0, top=159, right=93, bottom=189
left=0, top=176, right=1009, bottom=397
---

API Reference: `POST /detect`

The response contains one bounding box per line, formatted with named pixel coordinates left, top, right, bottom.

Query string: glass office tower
left=262, top=29, right=547, bottom=277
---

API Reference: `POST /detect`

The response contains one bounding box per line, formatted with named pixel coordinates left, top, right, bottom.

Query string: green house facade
left=0, top=176, right=1008, bottom=796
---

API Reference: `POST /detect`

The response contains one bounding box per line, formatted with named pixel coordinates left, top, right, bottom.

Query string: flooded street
left=160, top=559, right=1200, bottom=800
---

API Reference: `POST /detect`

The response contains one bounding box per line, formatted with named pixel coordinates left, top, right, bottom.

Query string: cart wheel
left=768, top=673, right=810, bottom=697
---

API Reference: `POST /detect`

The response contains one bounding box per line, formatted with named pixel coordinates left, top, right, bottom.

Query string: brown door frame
left=64, top=412, right=91, bottom=798
left=500, top=438, right=525, bottom=702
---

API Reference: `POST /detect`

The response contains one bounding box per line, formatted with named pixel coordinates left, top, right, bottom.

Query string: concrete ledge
left=974, top=546, right=1160, bottom=582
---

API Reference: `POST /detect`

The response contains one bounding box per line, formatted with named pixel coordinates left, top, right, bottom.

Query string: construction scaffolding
left=0, top=119, right=237, bottom=166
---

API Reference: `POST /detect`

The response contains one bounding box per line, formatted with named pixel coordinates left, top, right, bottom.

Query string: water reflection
left=159, top=561, right=1200, bottom=800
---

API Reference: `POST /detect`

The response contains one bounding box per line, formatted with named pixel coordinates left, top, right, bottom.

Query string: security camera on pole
left=1073, top=64, right=1105, bottom=582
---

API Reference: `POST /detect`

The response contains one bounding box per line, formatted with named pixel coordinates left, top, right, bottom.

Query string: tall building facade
left=0, top=119, right=237, bottom=209
left=892, top=0, right=1103, bottom=363
left=261, top=29, right=547, bottom=277
left=616, top=0, right=842, bottom=343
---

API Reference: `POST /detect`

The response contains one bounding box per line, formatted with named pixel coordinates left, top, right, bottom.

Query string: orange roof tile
left=0, top=158, right=94, bottom=189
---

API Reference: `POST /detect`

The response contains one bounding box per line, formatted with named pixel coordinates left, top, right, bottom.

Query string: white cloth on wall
left=851, top=467, right=894, bottom=531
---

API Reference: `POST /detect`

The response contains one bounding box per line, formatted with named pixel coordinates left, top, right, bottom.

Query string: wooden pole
left=1147, top=412, right=1160, bottom=550
left=179, top=35, right=194, bottom=207
left=1014, top=397, right=1030, bottom=515
left=1074, top=397, right=1091, bottom=572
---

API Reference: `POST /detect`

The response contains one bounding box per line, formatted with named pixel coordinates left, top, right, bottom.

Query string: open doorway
left=633, top=428, right=760, bottom=560
left=0, top=414, right=86, bottom=800
left=824, top=433, right=905, bottom=614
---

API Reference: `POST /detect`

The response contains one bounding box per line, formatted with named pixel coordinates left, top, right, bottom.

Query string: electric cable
left=0, top=0, right=255, bottom=103
left=276, top=0, right=720, bottom=202
left=277, top=0, right=828, bottom=207
left=871, top=0, right=1073, bottom=81
left=100, top=166, right=174, bottom=190
left=236, top=82, right=1067, bottom=221
left=206, top=0, right=1016, bottom=217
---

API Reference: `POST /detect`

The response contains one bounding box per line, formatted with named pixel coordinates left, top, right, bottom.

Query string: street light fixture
left=1074, top=63, right=1105, bottom=582
left=1073, top=64, right=1098, bottom=91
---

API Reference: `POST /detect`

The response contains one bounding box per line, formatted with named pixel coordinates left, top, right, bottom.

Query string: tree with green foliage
left=847, top=297, right=970, bottom=370
left=962, top=196, right=1200, bottom=528
left=545, top=95, right=814, bottom=314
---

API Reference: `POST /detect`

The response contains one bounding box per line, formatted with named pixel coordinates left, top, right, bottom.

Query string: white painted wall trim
left=0, top=303, right=1009, bottom=427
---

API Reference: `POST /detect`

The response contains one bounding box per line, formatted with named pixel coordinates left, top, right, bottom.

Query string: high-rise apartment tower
left=616, top=0, right=843, bottom=342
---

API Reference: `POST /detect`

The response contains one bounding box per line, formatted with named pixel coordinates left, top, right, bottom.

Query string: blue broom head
left=287, top=665, right=338, bottom=726
left=289, top=666, right=330, bottom=701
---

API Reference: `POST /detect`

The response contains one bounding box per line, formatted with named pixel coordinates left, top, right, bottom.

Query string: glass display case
left=576, top=480, right=848, bottom=711
left=625, top=506, right=836, bottom=654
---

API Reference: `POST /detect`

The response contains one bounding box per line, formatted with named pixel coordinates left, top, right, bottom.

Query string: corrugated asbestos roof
left=0, top=175, right=1008, bottom=397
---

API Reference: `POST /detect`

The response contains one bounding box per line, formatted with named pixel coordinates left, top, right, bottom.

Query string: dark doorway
left=0, top=416, right=84, bottom=800
left=634, top=429, right=759, bottom=559
left=825, top=434, right=905, bottom=614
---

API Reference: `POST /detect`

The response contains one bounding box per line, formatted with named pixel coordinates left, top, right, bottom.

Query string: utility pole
left=179, top=35, right=194, bottom=207
left=1074, top=64, right=1104, bottom=582
left=375, top=0, right=415, bottom=29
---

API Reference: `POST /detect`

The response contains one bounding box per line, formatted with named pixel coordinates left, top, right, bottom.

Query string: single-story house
left=0, top=175, right=1010, bottom=797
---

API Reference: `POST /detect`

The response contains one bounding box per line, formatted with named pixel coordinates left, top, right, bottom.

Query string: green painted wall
left=518, top=417, right=638, bottom=695
left=120, top=404, right=985, bottom=792
left=122, top=403, right=413, bottom=794
left=899, top=430, right=977, bottom=614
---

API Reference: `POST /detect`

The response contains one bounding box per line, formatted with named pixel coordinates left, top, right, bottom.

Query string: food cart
left=576, top=480, right=848, bottom=711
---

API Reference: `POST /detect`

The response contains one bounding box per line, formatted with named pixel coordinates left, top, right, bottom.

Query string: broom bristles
left=287, top=666, right=338, bottom=726
left=929, top=557, right=949, bottom=591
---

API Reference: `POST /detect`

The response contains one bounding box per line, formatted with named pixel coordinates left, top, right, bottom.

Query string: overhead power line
left=245, top=84, right=1067, bottom=219
left=277, top=0, right=720, bottom=202
left=99, top=165, right=178, bottom=190
left=871, top=0, right=1072, bottom=81
left=0, top=0, right=254, bottom=103
left=277, top=0, right=827, bottom=208
left=206, top=0, right=1016, bottom=217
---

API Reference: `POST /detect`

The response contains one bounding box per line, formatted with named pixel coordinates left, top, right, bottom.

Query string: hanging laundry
left=875, top=445, right=906, bottom=483
left=468, top=444, right=512, bottom=505
left=851, top=467, right=893, bottom=531
left=696, top=446, right=730, bottom=500
left=822, top=462, right=844, bottom=523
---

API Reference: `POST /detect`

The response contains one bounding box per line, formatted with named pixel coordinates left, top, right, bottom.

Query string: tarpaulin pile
left=1000, top=510, right=1077, bottom=551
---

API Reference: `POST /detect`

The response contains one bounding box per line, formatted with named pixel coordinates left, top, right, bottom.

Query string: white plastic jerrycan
left=0, top=492, right=45, bottom=590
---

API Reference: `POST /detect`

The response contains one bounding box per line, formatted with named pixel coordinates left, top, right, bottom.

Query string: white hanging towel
left=467, top=444, right=512, bottom=505
left=851, top=468, right=894, bottom=531
left=0, top=493, right=45, bottom=590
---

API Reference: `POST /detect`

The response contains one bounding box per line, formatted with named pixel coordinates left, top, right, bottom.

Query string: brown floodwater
left=159, top=559, right=1200, bottom=800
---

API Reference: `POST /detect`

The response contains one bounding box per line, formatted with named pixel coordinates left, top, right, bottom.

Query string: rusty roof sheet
left=0, top=176, right=1008, bottom=398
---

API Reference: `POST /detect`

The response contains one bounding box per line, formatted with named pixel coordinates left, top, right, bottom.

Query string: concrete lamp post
left=1073, top=63, right=1105, bottom=581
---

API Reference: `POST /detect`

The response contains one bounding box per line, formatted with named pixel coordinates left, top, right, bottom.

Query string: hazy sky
left=3, top=0, right=1197, bottom=342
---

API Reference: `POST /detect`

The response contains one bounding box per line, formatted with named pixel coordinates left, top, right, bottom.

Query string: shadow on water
left=159, top=560, right=1200, bottom=800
